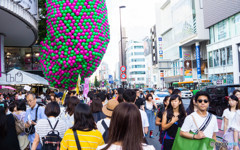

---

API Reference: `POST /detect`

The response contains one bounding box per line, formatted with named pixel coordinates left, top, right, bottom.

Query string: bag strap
left=35, top=105, right=40, bottom=121
left=101, top=120, right=108, bottom=130
left=47, top=119, right=59, bottom=131
left=191, top=113, right=213, bottom=134
left=73, top=130, right=81, bottom=150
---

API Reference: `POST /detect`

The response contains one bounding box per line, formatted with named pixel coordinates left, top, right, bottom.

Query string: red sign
left=120, top=73, right=127, bottom=79
left=120, top=66, right=126, bottom=72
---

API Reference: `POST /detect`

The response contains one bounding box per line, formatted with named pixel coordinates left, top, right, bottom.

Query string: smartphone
left=28, top=115, right=32, bottom=124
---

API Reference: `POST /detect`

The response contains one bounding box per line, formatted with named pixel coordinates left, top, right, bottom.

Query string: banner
left=83, top=78, right=89, bottom=98
left=184, top=53, right=192, bottom=79
left=196, top=44, right=201, bottom=79
left=75, top=74, right=81, bottom=95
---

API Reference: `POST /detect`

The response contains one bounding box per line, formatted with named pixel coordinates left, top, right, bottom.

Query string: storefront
left=4, top=46, right=43, bottom=76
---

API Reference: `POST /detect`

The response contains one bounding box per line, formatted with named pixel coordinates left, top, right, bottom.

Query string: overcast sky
left=100, top=0, right=157, bottom=75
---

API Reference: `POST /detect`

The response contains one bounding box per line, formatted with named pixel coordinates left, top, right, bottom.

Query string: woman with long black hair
left=186, top=95, right=197, bottom=115
left=161, top=94, right=186, bottom=150
left=97, top=103, right=155, bottom=150
left=0, top=102, right=20, bottom=150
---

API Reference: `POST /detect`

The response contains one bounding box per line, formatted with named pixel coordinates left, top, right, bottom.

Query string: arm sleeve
left=143, top=111, right=149, bottom=127
left=222, top=109, right=228, bottom=118
left=60, top=131, right=69, bottom=150
left=180, top=116, right=192, bottom=132
left=230, top=111, right=240, bottom=132
left=213, top=116, right=219, bottom=132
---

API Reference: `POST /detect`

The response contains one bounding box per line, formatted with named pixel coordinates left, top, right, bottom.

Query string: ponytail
left=0, top=102, right=7, bottom=137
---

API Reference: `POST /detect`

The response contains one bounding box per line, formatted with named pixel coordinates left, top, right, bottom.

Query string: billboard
left=143, top=37, right=151, bottom=56
left=184, top=53, right=192, bottom=79
left=158, top=37, right=163, bottom=60
left=14, top=0, right=38, bottom=17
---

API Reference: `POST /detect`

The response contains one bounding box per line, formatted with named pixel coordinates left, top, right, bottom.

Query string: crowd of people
left=0, top=87, right=239, bottom=150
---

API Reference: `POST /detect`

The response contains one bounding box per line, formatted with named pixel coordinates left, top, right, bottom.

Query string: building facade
left=126, top=41, right=146, bottom=88
left=203, top=0, right=240, bottom=84
left=0, top=0, right=38, bottom=77
left=155, top=0, right=209, bottom=87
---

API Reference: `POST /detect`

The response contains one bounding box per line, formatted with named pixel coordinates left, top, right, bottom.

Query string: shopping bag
left=172, top=128, right=215, bottom=150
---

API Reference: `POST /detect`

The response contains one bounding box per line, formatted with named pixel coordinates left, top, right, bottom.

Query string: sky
left=100, top=0, right=157, bottom=75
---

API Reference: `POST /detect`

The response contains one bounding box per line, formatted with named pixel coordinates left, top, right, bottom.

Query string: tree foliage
left=37, top=0, right=47, bottom=44
left=94, top=76, right=100, bottom=88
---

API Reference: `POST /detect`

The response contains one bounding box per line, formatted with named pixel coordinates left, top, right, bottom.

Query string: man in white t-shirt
left=180, top=91, right=218, bottom=140
left=123, top=89, right=149, bottom=136
left=97, top=99, right=119, bottom=143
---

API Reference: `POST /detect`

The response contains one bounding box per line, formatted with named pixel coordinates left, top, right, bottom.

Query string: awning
left=0, top=69, right=49, bottom=85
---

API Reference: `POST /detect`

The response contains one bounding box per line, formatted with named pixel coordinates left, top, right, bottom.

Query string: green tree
left=94, top=76, right=100, bottom=88
left=38, top=0, right=47, bottom=44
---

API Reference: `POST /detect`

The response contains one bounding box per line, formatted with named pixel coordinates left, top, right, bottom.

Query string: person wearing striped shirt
left=31, top=102, right=67, bottom=150
left=61, top=103, right=104, bottom=150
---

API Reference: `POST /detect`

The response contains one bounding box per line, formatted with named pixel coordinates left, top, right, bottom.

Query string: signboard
left=143, top=37, right=151, bottom=56
left=184, top=53, right=192, bottom=79
left=196, top=44, right=202, bottom=79
left=120, top=73, right=126, bottom=79
left=108, top=75, right=113, bottom=84
left=158, top=37, right=163, bottom=60
left=83, top=78, right=89, bottom=98
left=24, top=85, right=31, bottom=91
left=15, top=0, right=38, bottom=17
left=120, top=66, right=126, bottom=72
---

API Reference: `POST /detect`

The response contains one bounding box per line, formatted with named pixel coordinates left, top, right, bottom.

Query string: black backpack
left=42, top=119, right=62, bottom=150
left=101, top=120, right=109, bottom=143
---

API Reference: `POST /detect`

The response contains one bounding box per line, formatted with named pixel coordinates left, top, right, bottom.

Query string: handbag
left=222, top=128, right=234, bottom=150
left=25, top=106, right=39, bottom=134
left=74, top=130, right=82, bottom=150
left=13, top=114, right=25, bottom=135
left=172, top=114, right=215, bottom=150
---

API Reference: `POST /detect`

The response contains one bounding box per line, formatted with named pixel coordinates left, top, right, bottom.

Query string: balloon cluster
left=39, top=0, right=110, bottom=90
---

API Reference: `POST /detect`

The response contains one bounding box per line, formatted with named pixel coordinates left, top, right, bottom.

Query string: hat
left=102, top=99, right=119, bottom=117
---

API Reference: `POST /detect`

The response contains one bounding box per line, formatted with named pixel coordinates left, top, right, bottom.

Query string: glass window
left=213, top=50, right=219, bottom=67
left=137, top=77, right=144, bottom=81
left=134, top=52, right=144, bottom=55
left=132, top=65, right=145, bottom=68
left=130, top=71, right=146, bottom=75
left=33, top=47, right=42, bottom=71
left=220, top=48, right=226, bottom=66
left=227, top=46, right=233, bottom=65
left=134, top=46, right=144, bottom=49
left=209, top=27, right=215, bottom=44
left=217, top=20, right=228, bottom=41
left=131, top=58, right=145, bottom=62
left=131, top=52, right=133, bottom=56
left=208, top=51, right=213, bottom=67
left=235, top=13, right=240, bottom=36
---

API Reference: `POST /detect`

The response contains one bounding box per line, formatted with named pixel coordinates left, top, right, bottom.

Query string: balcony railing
left=0, top=0, right=38, bottom=30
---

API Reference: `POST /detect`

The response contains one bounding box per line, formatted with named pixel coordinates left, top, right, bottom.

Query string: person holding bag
left=177, top=91, right=218, bottom=150
left=161, top=94, right=186, bottom=150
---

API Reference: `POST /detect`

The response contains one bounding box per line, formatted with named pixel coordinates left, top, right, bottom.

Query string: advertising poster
left=184, top=53, right=192, bottom=79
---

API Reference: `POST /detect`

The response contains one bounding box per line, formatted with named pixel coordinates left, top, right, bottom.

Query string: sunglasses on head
left=197, top=99, right=209, bottom=103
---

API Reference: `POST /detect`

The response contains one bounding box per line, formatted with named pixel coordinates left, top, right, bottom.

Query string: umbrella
left=1, top=86, right=16, bottom=90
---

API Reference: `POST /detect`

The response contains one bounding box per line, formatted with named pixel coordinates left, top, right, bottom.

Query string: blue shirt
left=24, top=104, right=47, bottom=143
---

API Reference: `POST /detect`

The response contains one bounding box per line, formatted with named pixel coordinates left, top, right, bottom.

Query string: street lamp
left=119, top=5, right=126, bottom=88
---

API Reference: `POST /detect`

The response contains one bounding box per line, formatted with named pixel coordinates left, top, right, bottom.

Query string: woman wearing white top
left=31, top=102, right=67, bottom=150
left=145, top=94, right=157, bottom=138
left=97, top=103, right=155, bottom=150
left=222, top=95, right=239, bottom=134
left=231, top=109, right=240, bottom=150
left=59, top=96, right=80, bottom=128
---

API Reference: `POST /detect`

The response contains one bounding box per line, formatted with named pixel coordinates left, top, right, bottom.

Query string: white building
left=126, top=41, right=146, bottom=89
left=155, top=0, right=209, bottom=87
left=203, top=0, right=240, bottom=84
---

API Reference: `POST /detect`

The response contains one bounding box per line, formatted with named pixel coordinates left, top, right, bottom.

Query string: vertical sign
left=184, top=53, right=192, bottom=79
left=83, top=78, right=89, bottom=98
left=158, top=37, right=163, bottom=60
left=196, top=42, right=201, bottom=79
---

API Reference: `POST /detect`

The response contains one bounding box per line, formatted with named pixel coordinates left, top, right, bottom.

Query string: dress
left=161, top=114, right=185, bottom=150
left=145, top=102, right=155, bottom=131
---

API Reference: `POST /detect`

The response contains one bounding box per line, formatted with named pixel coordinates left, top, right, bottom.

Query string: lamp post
left=119, top=6, right=126, bottom=88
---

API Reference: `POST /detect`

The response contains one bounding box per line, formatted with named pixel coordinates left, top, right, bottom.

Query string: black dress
left=0, top=114, right=20, bottom=150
